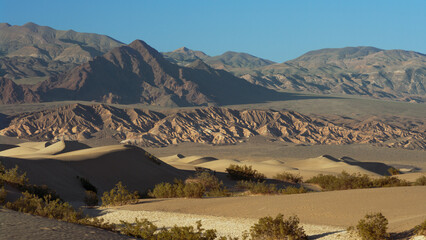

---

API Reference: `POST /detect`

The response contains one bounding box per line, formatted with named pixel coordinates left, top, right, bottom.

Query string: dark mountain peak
left=128, top=39, right=165, bottom=60
left=22, top=22, right=40, bottom=31
left=0, top=23, right=11, bottom=28
left=174, top=47, right=190, bottom=53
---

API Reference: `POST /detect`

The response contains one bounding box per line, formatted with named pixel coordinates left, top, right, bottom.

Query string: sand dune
left=0, top=142, right=187, bottom=203
left=160, top=153, right=398, bottom=179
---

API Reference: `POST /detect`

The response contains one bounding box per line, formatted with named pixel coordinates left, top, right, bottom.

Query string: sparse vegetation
left=119, top=218, right=218, bottom=240
left=77, top=176, right=98, bottom=193
left=274, top=172, right=303, bottom=184
left=0, top=164, right=28, bottom=185
left=226, top=164, right=266, bottom=182
left=414, top=176, right=426, bottom=186
left=249, top=214, right=308, bottom=240
left=348, top=213, right=389, bottom=240
left=237, top=181, right=278, bottom=195
left=0, top=186, right=6, bottom=204
left=84, top=190, right=98, bottom=206
left=280, top=186, right=308, bottom=195
left=149, top=179, right=206, bottom=198
left=5, top=192, right=82, bottom=222
left=187, top=172, right=230, bottom=197
left=306, top=171, right=409, bottom=191
left=415, top=219, right=426, bottom=236
left=101, top=181, right=139, bottom=206
left=387, top=167, right=400, bottom=175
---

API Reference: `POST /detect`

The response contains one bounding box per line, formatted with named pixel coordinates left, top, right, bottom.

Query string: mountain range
left=0, top=22, right=425, bottom=104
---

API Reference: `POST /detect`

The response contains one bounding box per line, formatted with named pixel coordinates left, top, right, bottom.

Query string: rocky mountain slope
left=243, top=47, right=426, bottom=103
left=162, top=47, right=275, bottom=73
left=34, top=40, right=285, bottom=106
left=165, top=46, right=426, bottom=103
left=0, top=103, right=424, bottom=150
left=0, top=22, right=123, bottom=82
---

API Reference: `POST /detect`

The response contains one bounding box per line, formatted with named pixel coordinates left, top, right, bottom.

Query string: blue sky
left=1, top=0, right=425, bottom=62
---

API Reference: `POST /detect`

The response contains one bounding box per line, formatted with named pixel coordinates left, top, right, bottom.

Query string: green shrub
left=274, top=172, right=303, bottom=184
left=19, top=184, right=60, bottom=200
left=101, top=181, right=139, bottom=206
left=249, top=214, right=308, bottom=240
left=280, top=186, right=308, bottom=195
left=226, top=164, right=266, bottom=182
left=237, top=181, right=278, bottom=194
left=352, top=213, right=389, bottom=240
left=5, top=192, right=82, bottom=222
left=414, top=176, right=426, bottom=186
left=415, top=219, right=426, bottom=236
left=387, top=167, right=400, bottom=175
left=84, top=190, right=98, bottom=206
left=78, top=217, right=116, bottom=231
left=0, top=186, right=6, bottom=204
left=77, top=176, right=98, bottom=193
left=306, top=171, right=372, bottom=190
left=119, top=218, right=218, bottom=240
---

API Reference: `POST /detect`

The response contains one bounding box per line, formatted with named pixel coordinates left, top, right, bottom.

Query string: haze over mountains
left=0, top=22, right=425, bottom=105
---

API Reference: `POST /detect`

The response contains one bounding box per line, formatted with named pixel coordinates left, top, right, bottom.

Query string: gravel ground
left=92, top=208, right=351, bottom=240
left=0, top=209, right=132, bottom=240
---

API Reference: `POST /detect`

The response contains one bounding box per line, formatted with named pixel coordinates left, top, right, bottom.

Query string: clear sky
left=1, top=0, right=425, bottom=62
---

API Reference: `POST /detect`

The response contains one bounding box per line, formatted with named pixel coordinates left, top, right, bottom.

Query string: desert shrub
left=372, top=176, right=410, bottom=188
left=78, top=217, right=116, bottom=231
left=0, top=165, right=28, bottom=185
left=187, top=172, right=230, bottom=197
left=5, top=192, right=82, bottom=222
left=226, top=164, right=266, bottom=182
left=306, top=171, right=372, bottom=190
left=120, top=218, right=158, bottom=239
left=237, top=181, right=278, bottom=194
left=119, top=218, right=218, bottom=240
left=415, top=219, right=426, bottom=236
left=414, top=176, right=426, bottom=186
left=101, top=181, right=139, bottom=206
left=0, top=186, right=6, bottom=204
left=387, top=167, right=400, bottom=175
left=77, top=176, right=98, bottom=193
left=274, top=172, right=303, bottom=184
left=84, top=190, right=98, bottom=206
left=183, top=182, right=206, bottom=198
left=350, top=213, right=389, bottom=240
left=249, top=214, right=308, bottom=240
left=280, top=186, right=308, bottom=195
left=149, top=179, right=206, bottom=198
left=19, top=184, right=61, bottom=200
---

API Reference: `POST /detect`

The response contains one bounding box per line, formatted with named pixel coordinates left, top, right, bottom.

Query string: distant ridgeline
left=0, top=23, right=425, bottom=105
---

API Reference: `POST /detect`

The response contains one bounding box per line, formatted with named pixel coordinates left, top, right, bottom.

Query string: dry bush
left=119, top=218, right=218, bottom=240
left=0, top=186, right=6, bottom=204
left=5, top=192, right=82, bottom=222
left=84, top=190, right=98, bottom=206
left=414, top=176, right=426, bottom=186
left=0, top=165, right=28, bottom=185
left=349, top=213, right=389, bottom=240
left=101, top=181, right=139, bottom=206
left=187, top=172, right=230, bottom=197
left=249, top=214, right=308, bottom=240
left=149, top=179, right=206, bottom=198
left=387, top=167, right=400, bottom=175
left=306, top=171, right=409, bottom=191
left=415, top=219, right=426, bottom=236
left=226, top=164, right=266, bottom=182
left=274, top=172, right=303, bottom=184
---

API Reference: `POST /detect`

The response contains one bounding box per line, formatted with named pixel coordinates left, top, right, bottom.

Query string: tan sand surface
left=117, top=186, right=426, bottom=232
